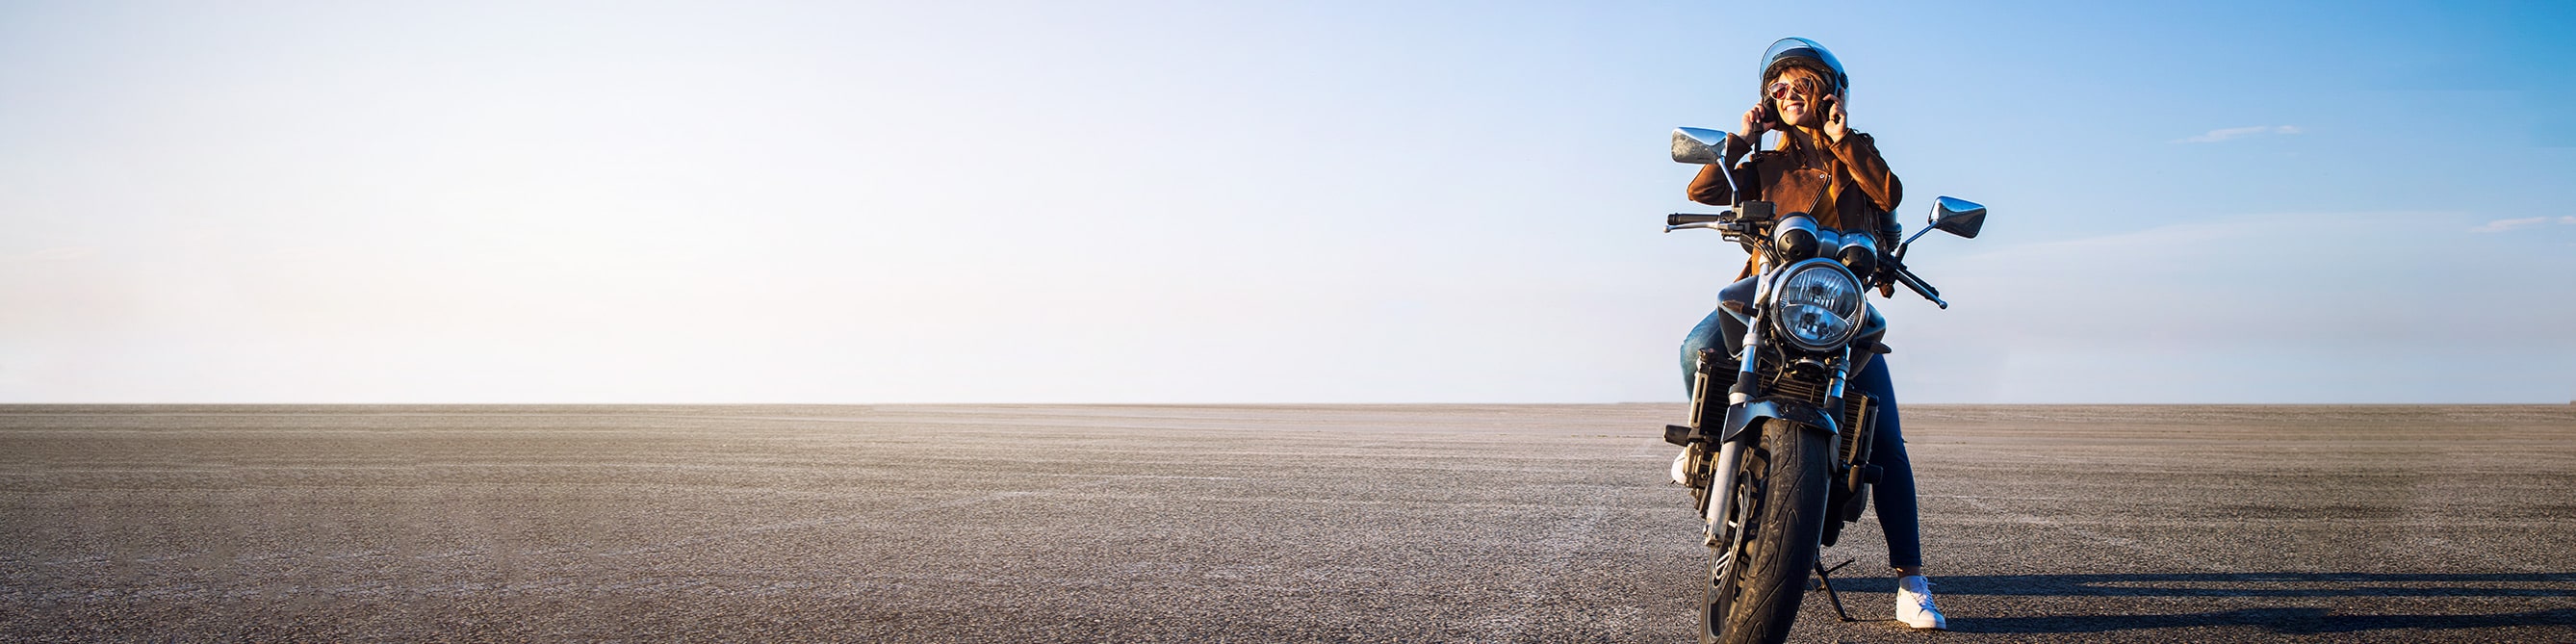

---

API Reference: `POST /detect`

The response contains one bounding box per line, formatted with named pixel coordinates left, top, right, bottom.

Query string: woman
left=1675, top=38, right=1945, bottom=631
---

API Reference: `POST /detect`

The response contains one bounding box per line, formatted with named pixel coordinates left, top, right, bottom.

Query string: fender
left=1718, top=396, right=1839, bottom=444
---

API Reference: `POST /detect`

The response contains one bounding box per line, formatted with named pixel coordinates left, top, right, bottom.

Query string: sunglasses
left=1767, top=79, right=1824, bottom=100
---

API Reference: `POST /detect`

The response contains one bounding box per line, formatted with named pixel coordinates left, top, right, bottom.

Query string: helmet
left=1759, top=38, right=1847, bottom=99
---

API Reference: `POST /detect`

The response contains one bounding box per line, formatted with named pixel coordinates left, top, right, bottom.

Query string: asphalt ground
left=2, top=403, right=2572, bottom=643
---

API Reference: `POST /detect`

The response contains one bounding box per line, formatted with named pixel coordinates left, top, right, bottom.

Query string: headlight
left=1770, top=259, right=1864, bottom=351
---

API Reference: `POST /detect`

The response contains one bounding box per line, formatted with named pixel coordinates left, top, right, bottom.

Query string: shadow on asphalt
left=1951, top=607, right=2576, bottom=634
left=1838, top=573, right=2576, bottom=635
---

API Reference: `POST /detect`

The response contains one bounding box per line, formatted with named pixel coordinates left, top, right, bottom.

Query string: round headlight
left=1770, top=259, right=1864, bottom=351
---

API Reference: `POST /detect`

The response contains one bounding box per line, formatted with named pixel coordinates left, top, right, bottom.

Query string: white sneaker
left=1894, top=575, right=1947, bottom=630
left=1670, top=449, right=1690, bottom=485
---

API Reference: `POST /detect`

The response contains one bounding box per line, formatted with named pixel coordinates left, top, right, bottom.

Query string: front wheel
left=1699, top=420, right=1834, bottom=644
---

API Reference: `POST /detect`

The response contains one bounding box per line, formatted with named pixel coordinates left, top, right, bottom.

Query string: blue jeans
left=1679, top=279, right=1924, bottom=569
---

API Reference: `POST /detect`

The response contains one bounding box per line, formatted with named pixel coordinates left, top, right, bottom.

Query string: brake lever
left=1889, top=266, right=1946, bottom=309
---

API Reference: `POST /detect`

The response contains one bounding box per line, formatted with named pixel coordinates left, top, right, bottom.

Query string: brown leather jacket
left=1687, top=131, right=1902, bottom=278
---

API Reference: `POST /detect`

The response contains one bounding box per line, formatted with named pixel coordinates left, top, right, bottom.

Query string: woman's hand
left=1820, top=94, right=1848, bottom=143
left=1737, top=103, right=1773, bottom=144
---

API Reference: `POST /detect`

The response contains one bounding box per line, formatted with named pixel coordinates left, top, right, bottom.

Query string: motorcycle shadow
left=1839, top=572, right=2576, bottom=635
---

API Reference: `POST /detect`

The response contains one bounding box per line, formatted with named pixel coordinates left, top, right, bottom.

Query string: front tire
left=1699, top=420, right=1834, bottom=644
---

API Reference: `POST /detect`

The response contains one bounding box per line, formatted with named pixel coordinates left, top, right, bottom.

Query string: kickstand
left=1813, top=558, right=1857, bottom=622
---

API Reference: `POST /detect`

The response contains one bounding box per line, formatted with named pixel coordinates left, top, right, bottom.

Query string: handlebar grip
left=1667, top=213, right=1729, bottom=226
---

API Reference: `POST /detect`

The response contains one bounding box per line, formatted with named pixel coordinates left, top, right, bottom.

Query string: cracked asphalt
left=3, top=404, right=2572, bottom=642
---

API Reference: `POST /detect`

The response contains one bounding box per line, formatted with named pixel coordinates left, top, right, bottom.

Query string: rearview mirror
left=1671, top=127, right=1728, bottom=165
left=1927, top=196, right=1986, bottom=239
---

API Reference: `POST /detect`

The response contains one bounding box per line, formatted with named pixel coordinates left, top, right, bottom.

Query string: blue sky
left=3, top=1, right=2571, bottom=403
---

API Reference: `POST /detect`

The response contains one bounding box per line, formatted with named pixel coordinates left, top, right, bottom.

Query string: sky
left=3, top=0, right=2572, bottom=403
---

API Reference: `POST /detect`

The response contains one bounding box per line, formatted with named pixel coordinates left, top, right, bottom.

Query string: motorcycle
left=1660, top=127, right=1986, bottom=643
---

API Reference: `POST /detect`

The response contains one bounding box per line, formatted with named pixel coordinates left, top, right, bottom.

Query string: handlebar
left=1889, top=265, right=1947, bottom=309
left=1663, top=211, right=1954, bottom=309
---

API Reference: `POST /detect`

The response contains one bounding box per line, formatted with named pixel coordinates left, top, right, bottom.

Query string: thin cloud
left=2174, top=125, right=2303, bottom=143
left=2469, top=217, right=2557, bottom=233
left=1, top=246, right=98, bottom=263
left=1908, top=210, right=2576, bottom=402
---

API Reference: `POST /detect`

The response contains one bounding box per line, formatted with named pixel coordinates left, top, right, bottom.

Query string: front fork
left=1694, top=339, right=1853, bottom=549
left=1695, top=273, right=1766, bottom=547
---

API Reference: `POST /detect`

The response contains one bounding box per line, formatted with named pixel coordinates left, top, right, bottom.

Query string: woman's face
left=1767, top=73, right=1826, bottom=127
